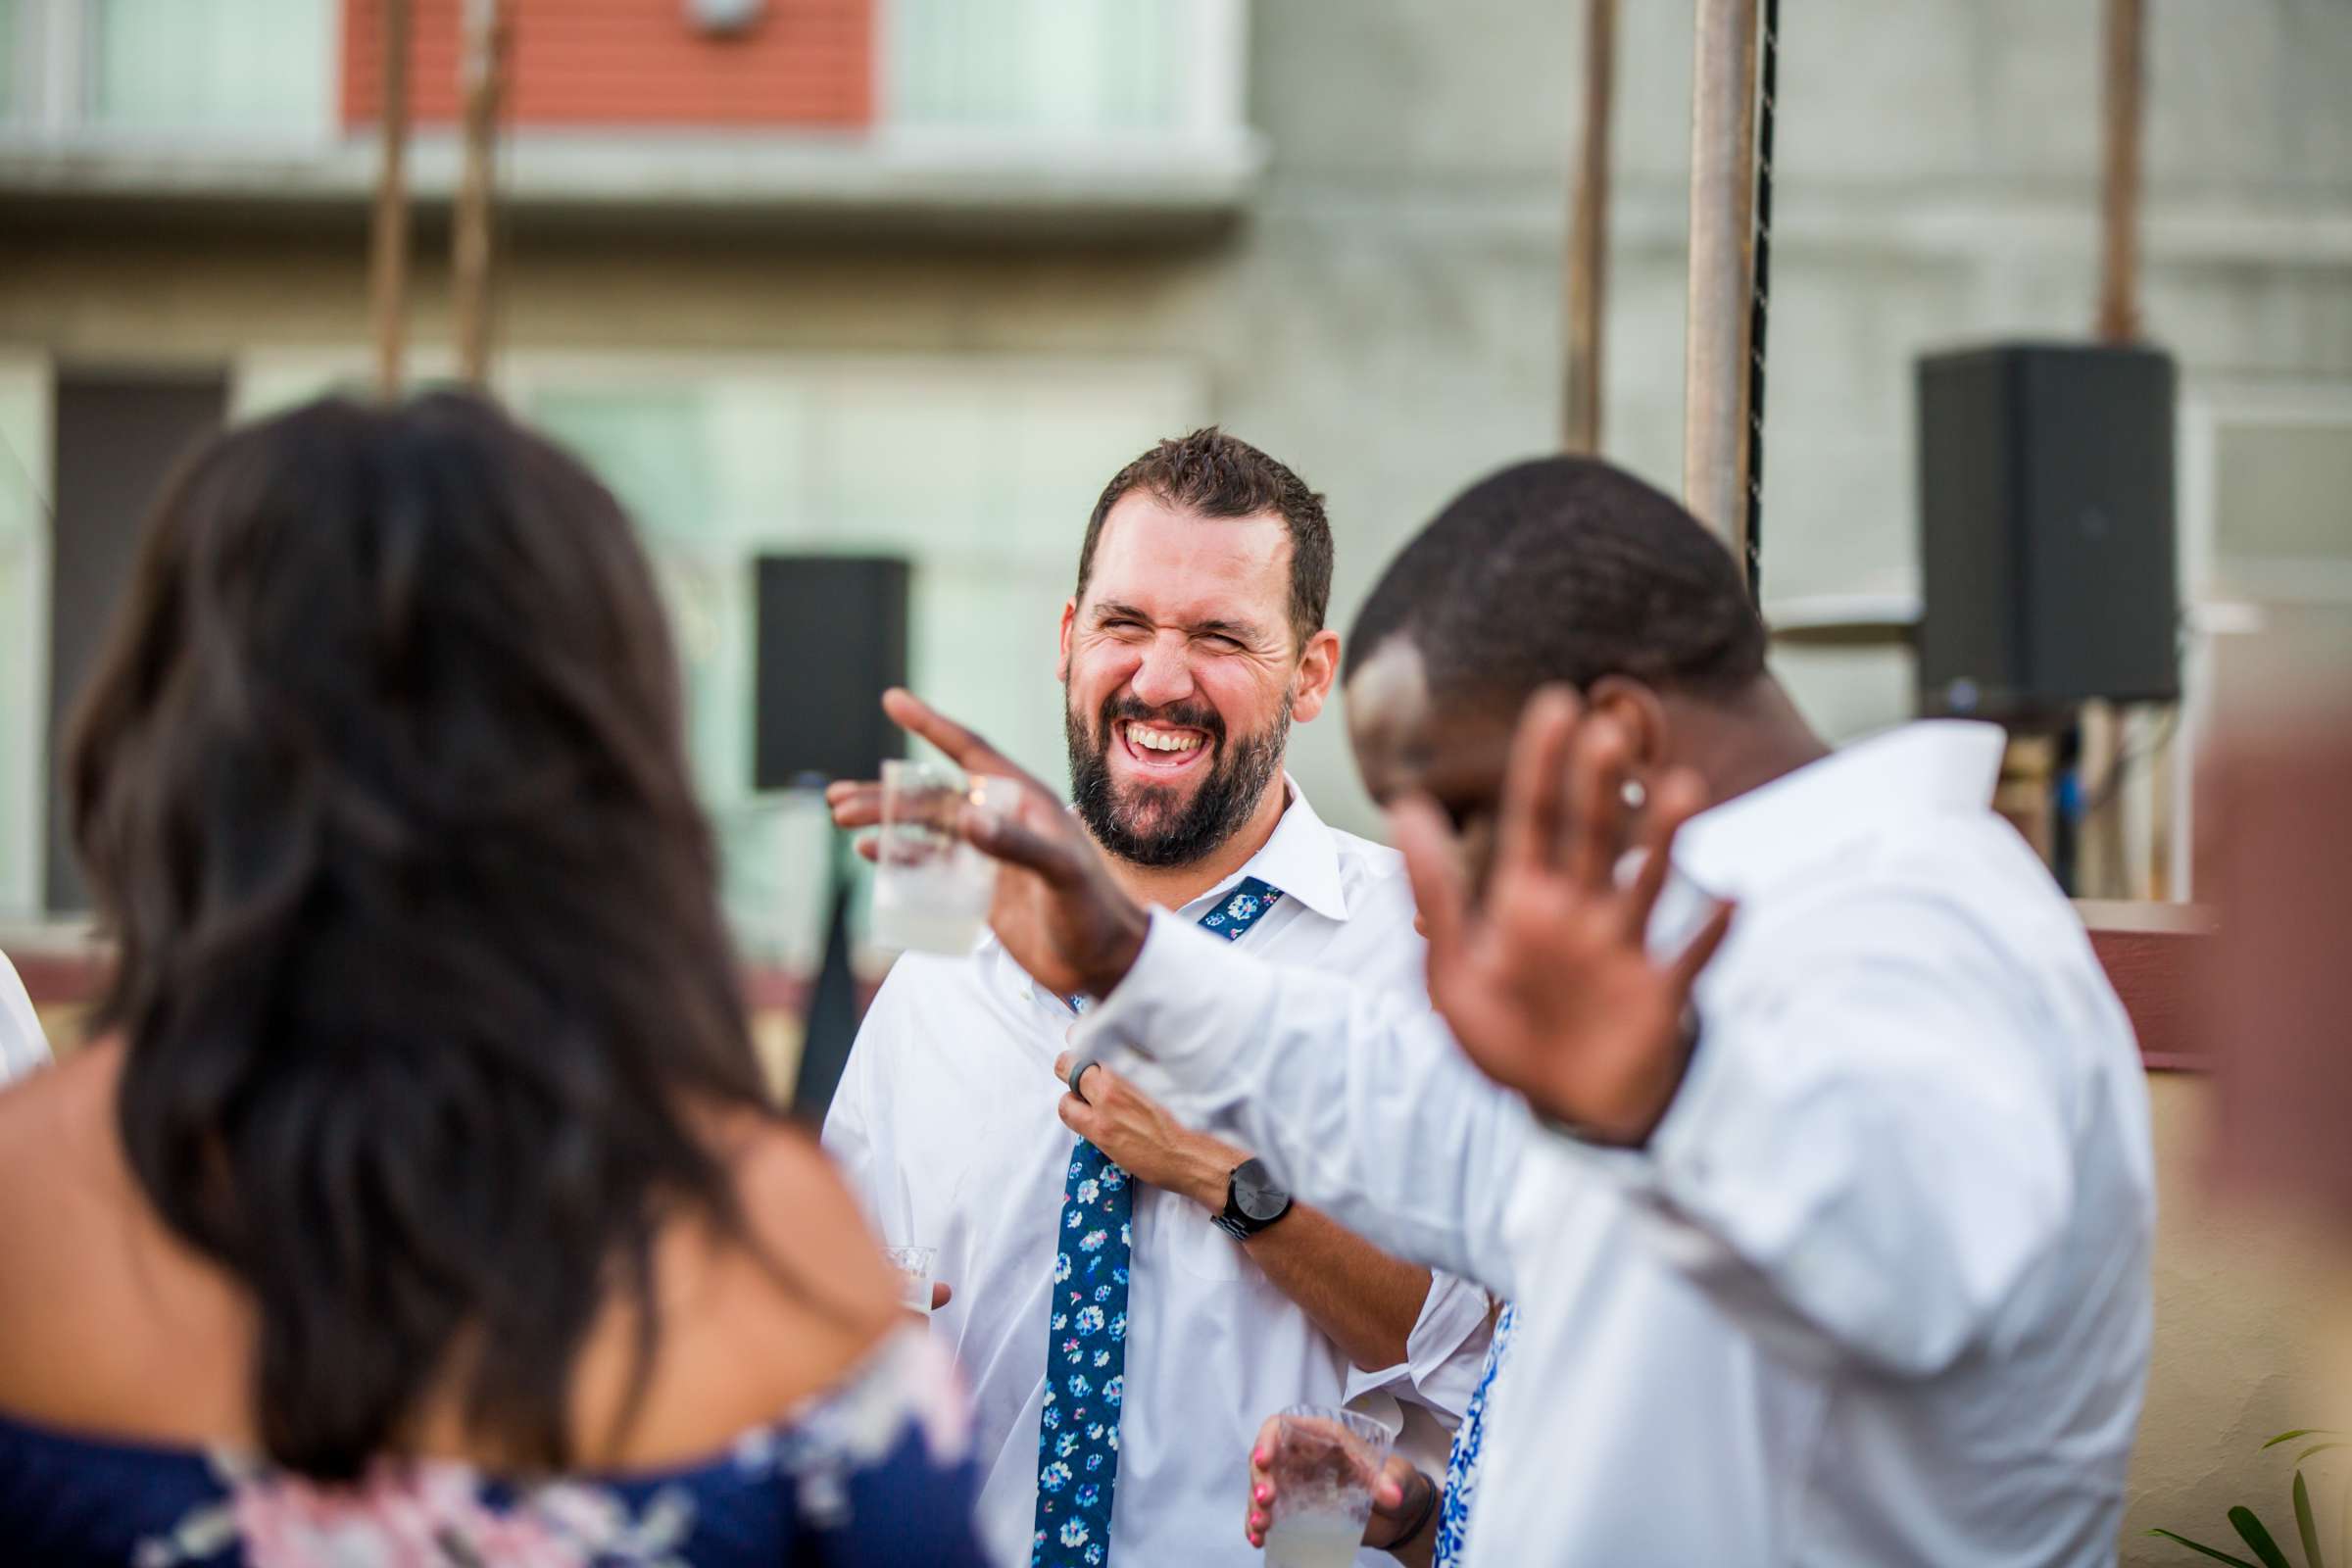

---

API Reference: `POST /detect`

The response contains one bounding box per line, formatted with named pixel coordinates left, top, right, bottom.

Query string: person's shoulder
left=0, top=1038, right=97, bottom=1194
left=1751, top=807, right=2111, bottom=1006
left=572, top=1113, right=906, bottom=1465
left=1862, top=808, right=2082, bottom=935
left=0, top=1046, right=182, bottom=1425
left=725, top=1115, right=902, bottom=1336
left=1322, top=823, right=1420, bottom=926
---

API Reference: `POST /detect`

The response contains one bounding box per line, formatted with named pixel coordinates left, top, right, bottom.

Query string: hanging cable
left=1742, top=0, right=1781, bottom=606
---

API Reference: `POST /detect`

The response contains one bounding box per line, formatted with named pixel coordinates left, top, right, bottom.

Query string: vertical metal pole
left=2096, top=0, right=2145, bottom=344
left=453, top=0, right=512, bottom=388
left=1682, top=0, right=1760, bottom=571
left=1562, top=0, right=1618, bottom=455
left=1740, top=0, right=1780, bottom=602
left=369, top=0, right=413, bottom=398
left=2092, top=0, right=2151, bottom=896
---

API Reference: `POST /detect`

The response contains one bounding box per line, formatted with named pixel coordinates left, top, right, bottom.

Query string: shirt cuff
left=1071, top=906, right=1276, bottom=1110
left=1404, top=1271, right=1499, bottom=1416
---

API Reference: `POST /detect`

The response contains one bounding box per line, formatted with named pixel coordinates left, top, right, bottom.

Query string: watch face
left=1232, top=1156, right=1290, bottom=1222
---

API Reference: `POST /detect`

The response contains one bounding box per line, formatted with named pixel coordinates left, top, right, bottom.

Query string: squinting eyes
left=1095, top=620, right=1245, bottom=652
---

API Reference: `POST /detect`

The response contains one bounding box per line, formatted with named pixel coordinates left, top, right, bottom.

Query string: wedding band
left=1066, top=1057, right=1100, bottom=1103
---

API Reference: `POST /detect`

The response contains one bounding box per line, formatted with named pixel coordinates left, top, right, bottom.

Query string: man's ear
left=1056, top=598, right=1078, bottom=683
left=1290, top=628, right=1343, bottom=723
left=1585, top=675, right=1670, bottom=774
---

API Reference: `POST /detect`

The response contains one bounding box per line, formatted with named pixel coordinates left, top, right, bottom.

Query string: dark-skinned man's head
left=1343, top=457, right=1771, bottom=895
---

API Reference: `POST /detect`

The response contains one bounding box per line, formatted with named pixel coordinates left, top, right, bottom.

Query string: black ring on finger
left=1066, top=1058, right=1099, bottom=1103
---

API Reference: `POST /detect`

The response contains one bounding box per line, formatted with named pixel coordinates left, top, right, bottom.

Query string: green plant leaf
left=2299, top=1473, right=2327, bottom=1568
left=2300, top=1445, right=2352, bottom=1467
left=2145, top=1528, right=2265, bottom=1568
left=2268, top=1431, right=2342, bottom=1450
left=2231, top=1506, right=2295, bottom=1568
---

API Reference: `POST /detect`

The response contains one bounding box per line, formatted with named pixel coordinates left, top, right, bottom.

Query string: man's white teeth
left=1127, top=723, right=1203, bottom=754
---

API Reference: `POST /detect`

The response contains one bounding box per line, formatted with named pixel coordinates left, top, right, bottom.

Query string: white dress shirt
left=1078, top=723, right=2156, bottom=1566
left=0, top=951, right=51, bottom=1086
left=824, top=780, right=1494, bottom=1568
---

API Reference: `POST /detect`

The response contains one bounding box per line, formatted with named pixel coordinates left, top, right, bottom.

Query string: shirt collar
left=1670, top=720, right=2007, bottom=899
left=1190, top=773, right=1350, bottom=924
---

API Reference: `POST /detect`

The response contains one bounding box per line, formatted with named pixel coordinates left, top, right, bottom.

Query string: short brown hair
left=1076, top=427, right=1333, bottom=650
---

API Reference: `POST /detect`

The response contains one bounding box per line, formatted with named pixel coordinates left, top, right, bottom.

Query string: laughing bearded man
left=823, top=429, right=1493, bottom=1568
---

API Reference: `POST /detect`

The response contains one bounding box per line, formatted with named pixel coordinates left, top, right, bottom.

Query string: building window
left=85, top=0, right=333, bottom=140
left=886, top=0, right=1244, bottom=139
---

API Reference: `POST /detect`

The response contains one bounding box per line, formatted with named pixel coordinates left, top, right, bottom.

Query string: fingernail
left=1252, top=1448, right=1268, bottom=1466
left=1252, top=1484, right=1268, bottom=1503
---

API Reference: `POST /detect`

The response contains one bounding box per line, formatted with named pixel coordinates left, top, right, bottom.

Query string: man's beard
left=1065, top=687, right=1291, bottom=869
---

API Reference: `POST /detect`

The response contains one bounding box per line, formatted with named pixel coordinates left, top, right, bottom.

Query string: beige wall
left=2125, top=1072, right=2348, bottom=1564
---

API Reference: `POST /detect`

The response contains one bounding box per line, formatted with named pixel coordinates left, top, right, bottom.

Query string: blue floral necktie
left=1031, top=876, right=1286, bottom=1568
left=1433, top=1301, right=1515, bottom=1568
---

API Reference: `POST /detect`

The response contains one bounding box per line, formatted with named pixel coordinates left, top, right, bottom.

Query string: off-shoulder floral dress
left=0, top=1326, right=994, bottom=1566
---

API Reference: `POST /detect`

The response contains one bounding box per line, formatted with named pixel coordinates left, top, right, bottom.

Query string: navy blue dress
left=0, top=1326, right=995, bottom=1566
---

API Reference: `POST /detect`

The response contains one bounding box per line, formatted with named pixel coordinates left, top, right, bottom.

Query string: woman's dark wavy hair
left=67, top=392, right=788, bottom=1482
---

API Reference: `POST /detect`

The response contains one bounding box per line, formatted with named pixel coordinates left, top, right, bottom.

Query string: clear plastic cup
left=868, top=760, right=1011, bottom=955
left=881, top=1245, right=937, bottom=1315
left=1261, top=1404, right=1395, bottom=1568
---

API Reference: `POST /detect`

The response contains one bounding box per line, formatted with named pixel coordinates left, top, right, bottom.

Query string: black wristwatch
left=1213, top=1156, right=1293, bottom=1241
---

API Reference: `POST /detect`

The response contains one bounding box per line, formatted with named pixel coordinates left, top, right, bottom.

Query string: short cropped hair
left=1345, top=456, right=1765, bottom=709
left=1077, top=427, right=1333, bottom=649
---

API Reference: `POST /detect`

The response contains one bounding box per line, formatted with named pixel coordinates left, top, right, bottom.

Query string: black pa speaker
left=753, top=556, right=910, bottom=788
left=1915, top=342, right=2180, bottom=723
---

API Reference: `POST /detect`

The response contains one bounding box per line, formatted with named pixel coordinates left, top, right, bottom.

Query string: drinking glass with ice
left=869, top=760, right=1012, bottom=955
left=1261, top=1405, right=1395, bottom=1568
left=881, top=1245, right=937, bottom=1316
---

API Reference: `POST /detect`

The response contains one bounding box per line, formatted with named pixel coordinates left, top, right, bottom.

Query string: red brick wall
left=342, top=0, right=873, bottom=128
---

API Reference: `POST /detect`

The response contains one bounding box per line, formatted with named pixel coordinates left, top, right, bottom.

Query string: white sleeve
left=1074, top=909, right=1537, bottom=1300
left=816, top=966, right=908, bottom=1240
left=1388, top=1270, right=1496, bottom=1419
left=0, top=953, right=51, bottom=1086
left=1598, top=892, right=2081, bottom=1378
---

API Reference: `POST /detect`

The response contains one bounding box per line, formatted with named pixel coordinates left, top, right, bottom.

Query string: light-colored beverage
left=868, top=884, right=988, bottom=956
left=1262, top=1510, right=1365, bottom=1568
left=871, top=763, right=1007, bottom=955
left=1264, top=1404, right=1390, bottom=1568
